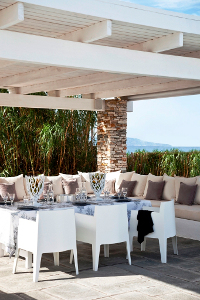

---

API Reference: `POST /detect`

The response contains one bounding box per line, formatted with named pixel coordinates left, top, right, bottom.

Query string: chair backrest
left=36, top=209, right=76, bottom=253
left=159, top=199, right=176, bottom=238
left=94, top=204, right=128, bottom=245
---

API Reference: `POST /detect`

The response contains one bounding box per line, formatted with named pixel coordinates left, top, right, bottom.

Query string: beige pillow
left=106, top=170, right=121, bottom=181
left=45, top=176, right=63, bottom=196
left=131, top=173, right=148, bottom=197
left=143, top=173, right=163, bottom=198
left=0, top=174, right=26, bottom=200
left=77, top=172, right=94, bottom=193
left=115, top=171, right=134, bottom=191
left=175, top=176, right=197, bottom=201
left=194, top=177, right=200, bottom=204
left=60, top=173, right=82, bottom=190
left=162, top=174, right=176, bottom=201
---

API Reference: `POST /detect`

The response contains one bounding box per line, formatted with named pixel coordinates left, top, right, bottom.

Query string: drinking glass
left=106, top=188, right=110, bottom=200
left=9, top=193, right=15, bottom=206
left=23, top=195, right=29, bottom=205
left=117, top=189, right=121, bottom=199
left=2, top=193, right=8, bottom=207
left=122, top=188, right=128, bottom=199
left=75, top=188, right=80, bottom=202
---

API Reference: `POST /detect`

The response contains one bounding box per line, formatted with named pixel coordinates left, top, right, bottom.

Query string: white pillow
left=45, top=176, right=63, bottom=197
left=0, top=174, right=26, bottom=200
left=60, top=173, right=82, bottom=190
left=143, top=173, right=163, bottom=198
left=77, top=172, right=93, bottom=194
left=115, top=171, right=134, bottom=191
left=105, top=170, right=121, bottom=181
left=194, top=177, right=200, bottom=204
left=162, top=174, right=176, bottom=201
left=131, top=173, right=148, bottom=197
left=175, top=176, right=197, bottom=201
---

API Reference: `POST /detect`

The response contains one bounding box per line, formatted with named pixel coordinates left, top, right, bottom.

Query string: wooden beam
left=19, top=73, right=132, bottom=94
left=59, top=20, right=112, bottom=43
left=19, top=0, right=200, bottom=35
left=58, top=76, right=171, bottom=97
left=0, top=2, right=24, bottom=29
left=1, top=31, right=200, bottom=85
left=0, top=66, right=76, bottom=87
left=94, top=79, right=200, bottom=99
left=129, top=33, right=183, bottom=53
left=0, top=60, right=16, bottom=69
left=0, top=93, right=105, bottom=111
left=129, top=87, right=200, bottom=101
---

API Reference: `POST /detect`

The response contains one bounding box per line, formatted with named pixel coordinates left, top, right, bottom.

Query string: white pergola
left=0, top=0, right=200, bottom=111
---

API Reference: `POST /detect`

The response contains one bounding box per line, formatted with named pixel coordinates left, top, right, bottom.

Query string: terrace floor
left=0, top=238, right=200, bottom=299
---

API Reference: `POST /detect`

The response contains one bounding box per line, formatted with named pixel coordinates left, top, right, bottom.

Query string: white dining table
left=0, top=198, right=151, bottom=266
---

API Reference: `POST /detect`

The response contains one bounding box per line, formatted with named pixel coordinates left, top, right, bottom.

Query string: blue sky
left=126, top=1, right=200, bottom=147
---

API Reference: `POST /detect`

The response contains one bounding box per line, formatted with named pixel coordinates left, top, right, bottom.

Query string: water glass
left=122, top=187, right=128, bottom=199
left=2, top=193, right=8, bottom=206
left=23, top=195, right=29, bottom=205
left=75, top=188, right=80, bottom=201
left=48, top=191, right=54, bottom=204
left=117, top=189, right=121, bottom=199
left=9, top=193, right=15, bottom=206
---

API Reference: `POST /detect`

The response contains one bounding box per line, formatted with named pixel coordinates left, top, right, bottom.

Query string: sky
left=126, top=0, right=200, bottom=147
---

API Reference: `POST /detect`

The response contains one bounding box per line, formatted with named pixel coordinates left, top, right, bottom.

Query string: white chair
left=73, top=204, right=131, bottom=271
left=13, top=209, right=79, bottom=282
left=129, top=199, right=178, bottom=263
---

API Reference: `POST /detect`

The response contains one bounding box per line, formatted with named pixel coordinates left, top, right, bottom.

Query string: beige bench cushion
left=115, top=171, right=134, bottom=191
left=162, top=174, right=176, bottom=201
left=175, top=204, right=200, bottom=222
left=0, top=174, right=26, bottom=200
left=131, top=173, right=148, bottom=197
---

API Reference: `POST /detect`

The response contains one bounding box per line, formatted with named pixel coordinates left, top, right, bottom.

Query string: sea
left=127, top=146, right=200, bottom=153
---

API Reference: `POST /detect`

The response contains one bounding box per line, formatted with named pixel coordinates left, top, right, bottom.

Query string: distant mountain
left=127, top=137, right=172, bottom=148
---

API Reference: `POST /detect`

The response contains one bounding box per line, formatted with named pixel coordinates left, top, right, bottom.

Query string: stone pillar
left=97, top=98, right=127, bottom=172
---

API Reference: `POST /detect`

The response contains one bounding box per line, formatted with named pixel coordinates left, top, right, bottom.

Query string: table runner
left=0, top=199, right=151, bottom=254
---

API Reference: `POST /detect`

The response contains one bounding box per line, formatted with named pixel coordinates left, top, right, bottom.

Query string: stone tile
left=113, top=291, right=157, bottom=300
left=160, top=292, right=200, bottom=300
left=0, top=291, right=23, bottom=300
left=43, top=281, right=105, bottom=300
left=17, top=290, right=61, bottom=300
left=151, top=265, right=200, bottom=282
left=141, top=285, right=178, bottom=296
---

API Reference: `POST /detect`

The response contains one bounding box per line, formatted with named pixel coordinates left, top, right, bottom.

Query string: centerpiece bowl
left=25, top=175, right=44, bottom=206
left=89, top=173, right=106, bottom=200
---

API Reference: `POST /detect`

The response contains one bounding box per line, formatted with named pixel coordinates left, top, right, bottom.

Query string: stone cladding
left=97, top=98, right=127, bottom=172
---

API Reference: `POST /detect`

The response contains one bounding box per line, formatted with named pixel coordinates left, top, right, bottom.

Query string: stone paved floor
left=0, top=238, right=200, bottom=299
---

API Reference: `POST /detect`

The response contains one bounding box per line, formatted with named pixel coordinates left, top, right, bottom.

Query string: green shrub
left=127, top=149, right=200, bottom=177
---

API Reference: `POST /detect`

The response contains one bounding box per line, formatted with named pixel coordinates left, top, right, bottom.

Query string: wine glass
left=122, top=187, right=128, bottom=199
left=75, top=188, right=80, bottom=202
left=2, top=193, right=8, bottom=207
left=106, top=188, right=110, bottom=200
left=117, top=188, right=121, bottom=199
left=9, top=193, right=15, bottom=206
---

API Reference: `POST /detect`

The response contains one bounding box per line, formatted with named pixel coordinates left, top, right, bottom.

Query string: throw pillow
left=162, top=174, right=176, bottom=201
left=62, top=179, right=79, bottom=195
left=143, top=173, right=163, bottom=198
left=60, top=173, right=82, bottom=190
left=0, top=174, right=26, bottom=200
left=175, top=176, right=197, bottom=201
left=115, top=171, right=135, bottom=191
left=194, top=177, right=200, bottom=204
left=131, top=173, right=148, bottom=197
left=119, top=180, right=137, bottom=197
left=104, top=179, right=116, bottom=194
left=145, top=180, right=165, bottom=200
left=0, top=183, right=18, bottom=201
left=177, top=182, right=197, bottom=206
